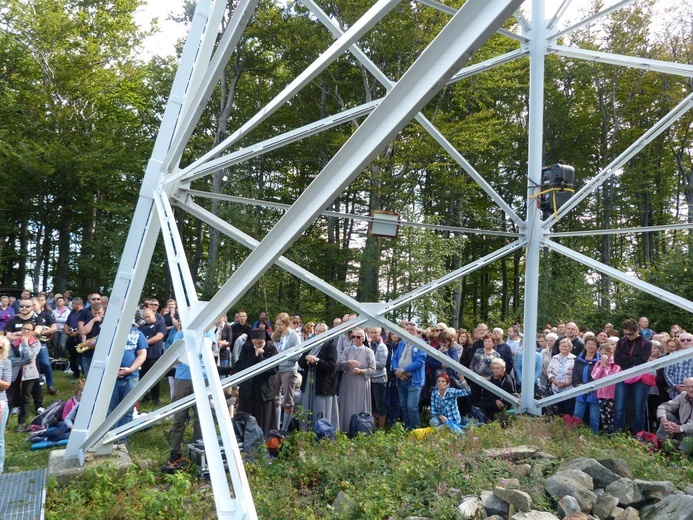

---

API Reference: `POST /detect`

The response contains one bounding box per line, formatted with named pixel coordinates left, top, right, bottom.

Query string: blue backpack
left=314, top=418, right=336, bottom=441
left=348, top=412, right=375, bottom=438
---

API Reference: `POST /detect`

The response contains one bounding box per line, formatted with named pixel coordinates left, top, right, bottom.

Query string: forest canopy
left=1, top=0, right=692, bottom=332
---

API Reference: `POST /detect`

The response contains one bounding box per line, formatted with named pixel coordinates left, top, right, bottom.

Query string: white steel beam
left=543, top=90, right=693, bottom=228
left=551, top=222, right=693, bottom=238
left=416, top=0, right=529, bottom=43
left=378, top=317, right=519, bottom=405
left=173, top=0, right=402, bottom=181
left=65, top=0, right=220, bottom=462
left=514, top=8, right=531, bottom=33
left=172, top=47, right=527, bottom=186
left=176, top=101, right=378, bottom=183
left=538, top=347, right=693, bottom=407
left=185, top=0, right=525, bottom=334
left=174, top=197, right=520, bottom=407
left=546, top=238, right=693, bottom=313
left=81, top=339, right=184, bottom=450
left=176, top=198, right=366, bottom=310
left=549, top=0, right=637, bottom=41
left=102, top=321, right=363, bottom=442
left=449, top=48, right=528, bottom=81
left=545, top=0, right=572, bottom=30
left=550, top=45, right=693, bottom=78
left=180, top=189, right=519, bottom=237
left=164, top=0, right=262, bottom=173
left=301, top=0, right=524, bottom=227
left=384, top=239, right=525, bottom=313
left=519, top=0, right=545, bottom=415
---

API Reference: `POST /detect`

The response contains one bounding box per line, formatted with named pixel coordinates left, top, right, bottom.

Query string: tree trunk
left=55, top=206, right=73, bottom=292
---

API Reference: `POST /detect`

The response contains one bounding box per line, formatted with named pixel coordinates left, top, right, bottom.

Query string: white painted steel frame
left=179, top=189, right=520, bottom=237
left=70, top=0, right=693, bottom=517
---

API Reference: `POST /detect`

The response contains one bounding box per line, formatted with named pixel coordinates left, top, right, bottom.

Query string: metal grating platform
left=0, top=469, right=46, bottom=519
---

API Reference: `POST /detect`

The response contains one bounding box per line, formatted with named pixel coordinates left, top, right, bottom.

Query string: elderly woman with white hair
left=337, top=328, right=376, bottom=433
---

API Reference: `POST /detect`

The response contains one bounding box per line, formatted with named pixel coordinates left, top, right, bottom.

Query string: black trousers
left=140, top=357, right=161, bottom=402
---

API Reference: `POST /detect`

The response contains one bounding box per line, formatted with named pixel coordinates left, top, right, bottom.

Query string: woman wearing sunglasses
left=337, top=328, right=375, bottom=433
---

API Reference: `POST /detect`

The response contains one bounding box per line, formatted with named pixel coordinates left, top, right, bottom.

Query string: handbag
left=23, top=360, right=40, bottom=380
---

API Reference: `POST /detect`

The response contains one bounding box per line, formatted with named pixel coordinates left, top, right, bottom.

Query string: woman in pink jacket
left=591, top=342, right=621, bottom=434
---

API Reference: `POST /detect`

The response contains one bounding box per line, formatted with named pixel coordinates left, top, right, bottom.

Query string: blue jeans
left=108, top=376, right=139, bottom=430
left=613, top=381, right=649, bottom=435
left=430, top=416, right=464, bottom=432
left=81, top=356, right=93, bottom=379
left=397, top=379, right=422, bottom=429
left=37, top=345, right=54, bottom=387
left=0, top=400, right=8, bottom=473
left=219, top=358, right=230, bottom=367
left=574, top=399, right=600, bottom=434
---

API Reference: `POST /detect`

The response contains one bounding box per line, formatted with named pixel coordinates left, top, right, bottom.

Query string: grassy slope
left=11, top=371, right=690, bottom=519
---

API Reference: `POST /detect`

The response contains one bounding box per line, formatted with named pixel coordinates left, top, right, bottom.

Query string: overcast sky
left=136, top=1, right=187, bottom=57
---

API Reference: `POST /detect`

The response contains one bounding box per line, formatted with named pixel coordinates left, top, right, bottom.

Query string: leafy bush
left=44, top=415, right=691, bottom=519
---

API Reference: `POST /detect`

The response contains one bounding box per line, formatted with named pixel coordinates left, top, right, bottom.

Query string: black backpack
left=232, top=412, right=264, bottom=462
left=31, top=399, right=66, bottom=428
left=469, top=406, right=488, bottom=425
left=348, top=412, right=375, bottom=438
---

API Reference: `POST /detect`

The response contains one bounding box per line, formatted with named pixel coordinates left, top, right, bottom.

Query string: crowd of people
left=1, top=289, right=692, bottom=474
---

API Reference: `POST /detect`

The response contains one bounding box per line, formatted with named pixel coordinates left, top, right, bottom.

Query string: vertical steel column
left=519, top=0, right=546, bottom=414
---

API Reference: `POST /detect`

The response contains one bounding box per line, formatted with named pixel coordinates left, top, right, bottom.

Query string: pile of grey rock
left=450, top=446, right=693, bottom=520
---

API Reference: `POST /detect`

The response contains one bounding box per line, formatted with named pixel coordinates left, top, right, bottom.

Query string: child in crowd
left=62, top=379, right=85, bottom=421
left=591, top=343, right=621, bottom=434
left=29, top=380, right=83, bottom=445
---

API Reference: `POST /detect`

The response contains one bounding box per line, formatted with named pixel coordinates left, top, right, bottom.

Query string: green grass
left=9, top=373, right=691, bottom=519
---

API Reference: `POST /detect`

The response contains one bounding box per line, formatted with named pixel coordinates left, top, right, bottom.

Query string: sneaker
left=64, top=368, right=73, bottom=375
left=16, top=424, right=26, bottom=433
left=11, top=407, right=19, bottom=415
left=161, top=458, right=188, bottom=474
left=37, top=407, right=46, bottom=414
left=40, top=375, right=46, bottom=384
left=48, top=387, right=59, bottom=396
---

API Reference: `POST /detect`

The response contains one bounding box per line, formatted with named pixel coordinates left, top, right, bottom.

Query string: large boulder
left=633, top=479, right=675, bottom=501
left=510, top=512, right=559, bottom=520
left=494, top=486, right=532, bottom=512
left=545, top=471, right=597, bottom=513
left=614, top=506, right=640, bottom=520
left=482, top=446, right=540, bottom=461
left=605, top=479, right=645, bottom=508
left=481, top=490, right=507, bottom=517
left=457, top=496, right=487, bottom=520
left=597, top=459, right=632, bottom=479
left=563, top=458, right=622, bottom=488
left=557, top=495, right=581, bottom=517
left=640, top=493, right=693, bottom=520
left=592, top=493, right=619, bottom=520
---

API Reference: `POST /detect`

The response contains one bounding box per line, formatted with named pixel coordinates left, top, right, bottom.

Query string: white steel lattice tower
left=65, top=0, right=693, bottom=518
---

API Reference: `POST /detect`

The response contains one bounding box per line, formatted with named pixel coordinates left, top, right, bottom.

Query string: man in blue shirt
left=108, top=325, right=148, bottom=431
left=139, top=308, right=167, bottom=404
left=638, top=317, right=655, bottom=341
